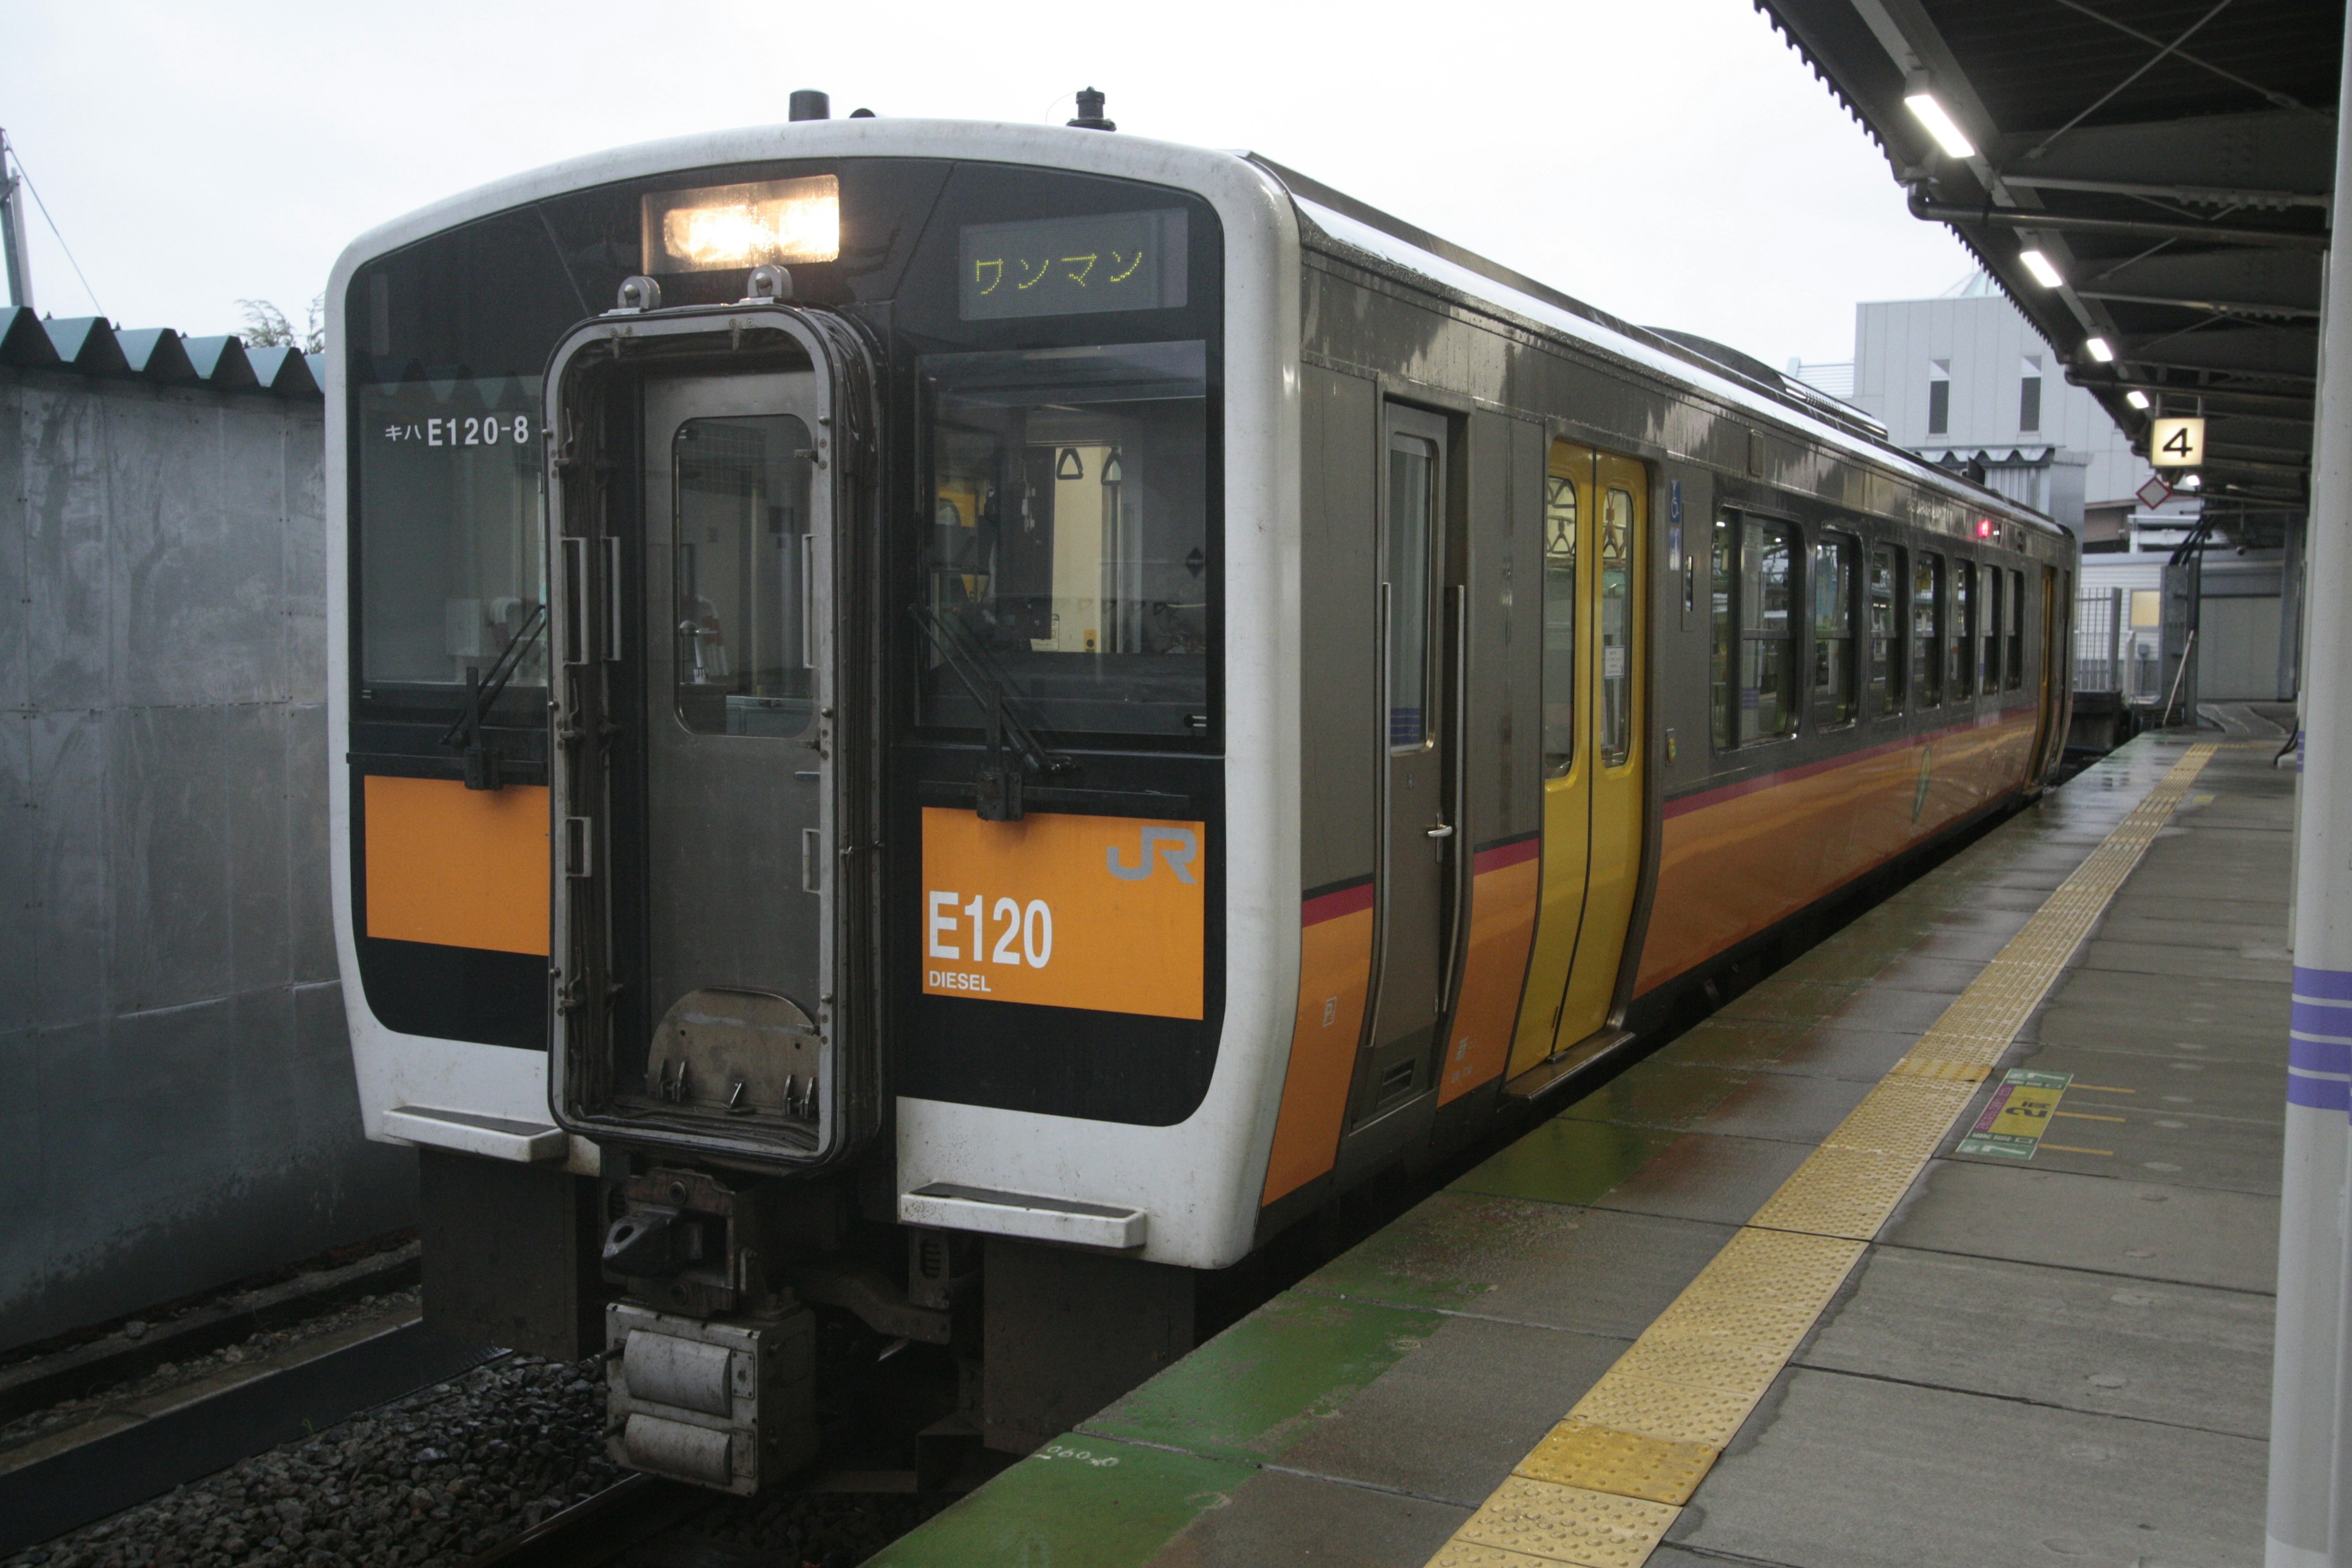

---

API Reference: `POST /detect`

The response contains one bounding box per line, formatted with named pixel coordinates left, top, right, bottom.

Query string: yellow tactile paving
left=1428, top=1543, right=1561, bottom=1568
left=1516, top=1423, right=1717, bottom=1506
left=1566, top=1368, right=1762, bottom=1448
left=1422, top=744, right=2217, bottom=1567
left=1448, top=1476, right=1681, bottom=1568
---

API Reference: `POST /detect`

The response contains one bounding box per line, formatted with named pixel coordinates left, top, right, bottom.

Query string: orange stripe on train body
left=1261, top=879, right=1373, bottom=1206
left=1438, top=836, right=1541, bottom=1105
left=361, top=775, right=551, bottom=957
left=1637, top=707, right=2040, bottom=994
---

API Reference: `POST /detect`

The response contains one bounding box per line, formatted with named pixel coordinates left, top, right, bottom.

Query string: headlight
left=641, top=175, right=840, bottom=271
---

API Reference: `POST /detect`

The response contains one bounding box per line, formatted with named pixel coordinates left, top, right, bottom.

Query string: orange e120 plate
left=919, top=807, right=1205, bottom=1019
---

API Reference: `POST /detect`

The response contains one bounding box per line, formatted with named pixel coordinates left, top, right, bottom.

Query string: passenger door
left=1355, top=404, right=1460, bottom=1123
left=1555, top=451, right=1646, bottom=1048
left=1507, top=444, right=1646, bottom=1078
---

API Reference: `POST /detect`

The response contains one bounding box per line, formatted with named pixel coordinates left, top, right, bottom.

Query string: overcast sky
left=1, top=0, right=1976, bottom=368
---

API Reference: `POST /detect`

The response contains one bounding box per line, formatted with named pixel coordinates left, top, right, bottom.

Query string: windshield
left=357, top=375, right=546, bottom=704
left=919, top=340, right=1211, bottom=740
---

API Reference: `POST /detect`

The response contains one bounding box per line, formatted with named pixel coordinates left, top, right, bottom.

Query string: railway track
left=461, top=1475, right=729, bottom=1568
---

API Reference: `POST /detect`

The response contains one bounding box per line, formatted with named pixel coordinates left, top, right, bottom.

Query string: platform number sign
left=2150, top=416, right=2205, bottom=469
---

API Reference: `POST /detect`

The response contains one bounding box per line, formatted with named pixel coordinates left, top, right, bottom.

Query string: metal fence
left=2075, top=587, right=2164, bottom=700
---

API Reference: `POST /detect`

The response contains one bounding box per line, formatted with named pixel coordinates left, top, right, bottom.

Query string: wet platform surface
left=871, top=733, right=2288, bottom=1568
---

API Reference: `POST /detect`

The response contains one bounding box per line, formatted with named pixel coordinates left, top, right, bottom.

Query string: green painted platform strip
left=1081, top=1291, right=1444, bottom=1464
left=863, top=1434, right=1250, bottom=1568
left=1299, top=1190, right=1576, bottom=1311
left=1451, top=1117, right=1681, bottom=1206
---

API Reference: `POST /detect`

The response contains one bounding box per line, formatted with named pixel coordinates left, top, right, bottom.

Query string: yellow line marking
left=2039, top=1144, right=2115, bottom=1156
left=1423, top=744, right=2216, bottom=1567
left=2053, top=1110, right=2126, bottom=1122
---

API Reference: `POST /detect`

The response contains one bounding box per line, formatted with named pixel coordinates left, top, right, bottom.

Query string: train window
left=1541, top=474, right=1577, bottom=774
left=1951, top=561, right=1975, bottom=698
left=671, top=415, right=815, bottom=736
left=918, top=340, right=1210, bottom=739
left=1913, top=554, right=1943, bottom=707
left=1386, top=432, right=1439, bottom=751
left=1710, top=513, right=1735, bottom=751
left=2007, top=568, right=2026, bottom=689
left=1812, top=533, right=1858, bottom=726
left=1600, top=488, right=1635, bottom=764
left=357, top=376, right=548, bottom=701
left=1738, top=518, right=1798, bottom=744
left=1984, top=568, right=2005, bottom=693
left=1868, top=545, right=1903, bottom=712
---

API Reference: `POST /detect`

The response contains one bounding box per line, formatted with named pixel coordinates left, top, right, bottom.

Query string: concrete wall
left=0, top=364, right=414, bottom=1353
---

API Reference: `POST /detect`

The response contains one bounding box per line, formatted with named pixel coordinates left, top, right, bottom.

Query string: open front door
left=640, top=375, right=829, bottom=1118
left=545, top=307, right=879, bottom=1171
left=1507, top=442, right=1646, bottom=1080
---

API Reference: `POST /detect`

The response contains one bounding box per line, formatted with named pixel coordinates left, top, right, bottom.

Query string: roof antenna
left=1067, top=88, right=1116, bottom=132
left=789, top=89, right=831, bottom=122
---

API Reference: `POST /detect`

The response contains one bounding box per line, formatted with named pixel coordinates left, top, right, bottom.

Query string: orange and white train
left=326, top=108, right=2075, bottom=1481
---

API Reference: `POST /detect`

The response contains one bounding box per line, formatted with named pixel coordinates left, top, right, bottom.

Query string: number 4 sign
left=2150, top=416, right=2205, bottom=469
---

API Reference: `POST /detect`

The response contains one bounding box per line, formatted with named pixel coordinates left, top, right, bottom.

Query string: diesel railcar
left=326, top=105, right=2075, bottom=1486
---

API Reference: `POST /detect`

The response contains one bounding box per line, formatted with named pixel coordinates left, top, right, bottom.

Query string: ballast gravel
left=6, top=1353, right=617, bottom=1568
left=5, top=1351, right=944, bottom=1568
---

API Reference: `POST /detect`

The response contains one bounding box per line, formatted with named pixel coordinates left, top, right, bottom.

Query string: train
left=325, top=96, right=2076, bottom=1489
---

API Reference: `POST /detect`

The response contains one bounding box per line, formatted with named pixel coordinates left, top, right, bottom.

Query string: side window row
left=1712, top=511, right=2026, bottom=751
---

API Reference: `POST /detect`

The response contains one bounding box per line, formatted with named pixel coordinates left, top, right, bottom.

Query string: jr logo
left=1107, top=826, right=1199, bottom=884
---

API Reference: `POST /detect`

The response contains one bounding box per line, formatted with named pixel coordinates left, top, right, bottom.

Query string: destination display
left=958, top=209, right=1188, bottom=321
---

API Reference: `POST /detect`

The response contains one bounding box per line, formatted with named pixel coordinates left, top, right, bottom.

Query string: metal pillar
left=2269, top=10, right=2352, bottom=1562
left=0, top=129, right=32, bottom=311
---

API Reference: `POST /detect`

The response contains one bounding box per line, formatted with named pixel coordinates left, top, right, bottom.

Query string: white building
left=1796, top=272, right=2161, bottom=549
left=1795, top=274, right=2292, bottom=704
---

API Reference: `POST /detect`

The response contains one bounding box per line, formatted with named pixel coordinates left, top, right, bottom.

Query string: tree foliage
left=238, top=294, right=324, bottom=355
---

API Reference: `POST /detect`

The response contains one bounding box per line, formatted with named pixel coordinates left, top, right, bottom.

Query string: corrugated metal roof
left=0, top=307, right=323, bottom=398
left=1755, top=0, right=2331, bottom=535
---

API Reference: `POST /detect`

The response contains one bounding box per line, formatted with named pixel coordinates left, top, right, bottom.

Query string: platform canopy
left=1758, top=0, right=2339, bottom=533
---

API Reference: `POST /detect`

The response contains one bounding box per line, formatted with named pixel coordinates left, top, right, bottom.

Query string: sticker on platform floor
left=1954, top=1068, right=2073, bottom=1159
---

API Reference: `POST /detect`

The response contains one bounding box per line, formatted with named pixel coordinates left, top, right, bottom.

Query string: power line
left=5, top=139, right=103, bottom=318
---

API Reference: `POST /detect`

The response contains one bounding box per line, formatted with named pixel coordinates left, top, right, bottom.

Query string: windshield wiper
left=441, top=602, right=548, bottom=791
left=910, top=604, right=1069, bottom=820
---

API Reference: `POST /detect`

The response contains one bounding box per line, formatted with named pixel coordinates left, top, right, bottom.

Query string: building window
left=1869, top=545, right=1904, bottom=712
left=1928, top=360, right=1951, bottom=437
left=1812, top=532, right=1858, bottom=725
left=2019, top=355, right=2043, bottom=432
left=1913, top=553, right=1943, bottom=707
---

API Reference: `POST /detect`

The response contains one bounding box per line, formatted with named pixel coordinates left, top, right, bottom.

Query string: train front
left=325, top=120, right=1301, bottom=1484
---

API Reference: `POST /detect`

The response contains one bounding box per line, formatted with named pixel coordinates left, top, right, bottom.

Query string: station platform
left=872, top=732, right=2290, bottom=1568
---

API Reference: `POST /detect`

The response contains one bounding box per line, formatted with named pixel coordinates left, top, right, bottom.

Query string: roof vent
left=789, top=89, right=830, bottom=122
left=1067, top=88, right=1116, bottom=132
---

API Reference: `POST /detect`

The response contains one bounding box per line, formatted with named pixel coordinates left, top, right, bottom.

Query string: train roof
left=1251, top=157, right=2064, bottom=541
left=330, top=118, right=2062, bottom=541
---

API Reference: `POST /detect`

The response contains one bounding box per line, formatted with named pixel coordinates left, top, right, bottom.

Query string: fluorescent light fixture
left=1904, top=92, right=1976, bottom=158
left=641, top=175, right=841, bottom=273
left=2084, top=337, right=2115, bottom=363
left=2019, top=249, right=2064, bottom=288
left=2125, top=390, right=2152, bottom=411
